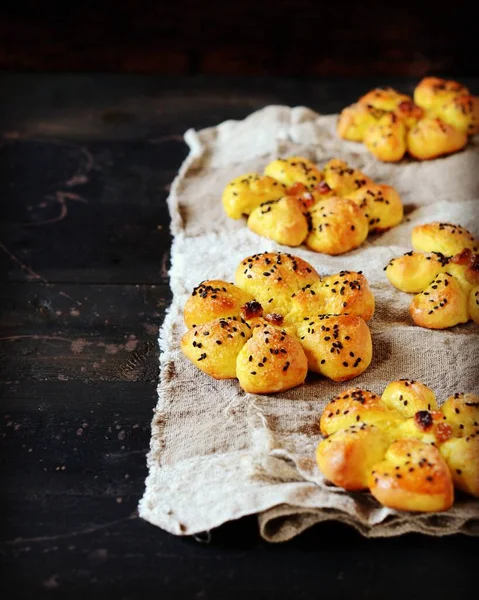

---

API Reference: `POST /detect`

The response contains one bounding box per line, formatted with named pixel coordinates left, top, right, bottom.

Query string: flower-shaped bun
left=222, top=157, right=403, bottom=254
left=181, top=252, right=375, bottom=394
left=338, top=77, right=476, bottom=162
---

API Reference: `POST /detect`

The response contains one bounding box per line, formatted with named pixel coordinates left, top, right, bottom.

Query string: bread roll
left=368, top=439, right=454, bottom=512
left=364, top=112, right=407, bottom=162
left=297, top=314, right=372, bottom=381
left=396, top=410, right=453, bottom=446
left=305, top=197, right=369, bottom=255
left=469, top=285, right=479, bottom=324
left=247, top=196, right=309, bottom=247
left=440, top=436, right=479, bottom=498
left=235, top=252, right=320, bottom=317
left=319, top=388, right=403, bottom=437
left=181, top=317, right=252, bottom=379
left=264, top=157, right=323, bottom=190
left=183, top=280, right=254, bottom=329
left=316, top=424, right=390, bottom=490
left=344, top=183, right=404, bottom=232
left=359, top=87, right=412, bottom=111
left=409, top=272, right=469, bottom=329
left=412, top=222, right=479, bottom=258
left=322, top=159, right=372, bottom=196
left=437, top=94, right=479, bottom=136
left=440, top=393, right=479, bottom=437
left=236, top=323, right=308, bottom=394
left=407, top=117, right=467, bottom=160
left=384, top=251, right=450, bottom=293
left=222, top=173, right=286, bottom=220
left=319, top=271, right=375, bottom=321
left=337, top=102, right=387, bottom=142
left=414, top=77, right=470, bottom=111
left=381, top=380, right=438, bottom=418
left=393, top=99, right=424, bottom=129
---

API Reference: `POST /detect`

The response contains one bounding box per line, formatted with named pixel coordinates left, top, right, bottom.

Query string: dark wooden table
left=1, top=74, right=477, bottom=599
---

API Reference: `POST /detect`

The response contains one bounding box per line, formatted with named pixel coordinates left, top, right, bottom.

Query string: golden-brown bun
left=236, top=322, right=308, bottom=394
left=305, top=197, right=369, bottom=255
left=410, top=272, right=469, bottom=329
left=412, top=222, right=479, bottom=255
left=322, top=159, right=372, bottom=196
left=316, top=424, right=390, bottom=491
left=235, top=252, right=320, bottom=317
left=436, top=94, right=479, bottom=136
left=414, top=77, right=470, bottom=111
left=440, top=393, right=479, bottom=437
left=359, top=87, right=412, bottom=111
left=296, top=314, right=372, bottom=381
left=469, top=285, right=479, bottom=324
left=286, top=271, right=375, bottom=324
left=396, top=410, right=453, bottom=446
left=394, top=100, right=425, bottom=129
left=440, top=436, right=479, bottom=498
left=337, top=102, right=387, bottom=142
left=449, top=248, right=479, bottom=287
left=381, top=380, right=438, bottom=418
left=407, top=117, right=468, bottom=160
left=222, top=174, right=286, bottom=219
left=319, top=388, right=404, bottom=437
left=344, top=183, right=404, bottom=232
left=368, top=439, right=454, bottom=512
left=181, top=317, right=252, bottom=379
left=364, top=113, right=407, bottom=162
left=384, top=251, right=450, bottom=293
left=264, top=157, right=323, bottom=190
left=247, top=196, right=309, bottom=247
left=319, top=272, right=375, bottom=321
left=183, top=280, right=254, bottom=329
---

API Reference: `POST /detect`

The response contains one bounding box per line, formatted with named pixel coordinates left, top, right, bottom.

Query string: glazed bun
left=319, top=271, right=375, bottom=321
left=316, top=424, right=390, bottom=491
left=440, top=393, right=479, bottom=437
left=181, top=316, right=252, bottom=379
left=319, top=388, right=403, bottom=437
left=235, top=252, right=320, bottom=316
left=222, top=174, right=285, bottom=219
left=440, top=436, right=479, bottom=498
left=396, top=410, right=453, bottom=446
left=359, top=87, right=411, bottom=111
left=236, top=323, right=308, bottom=394
left=264, top=156, right=323, bottom=190
left=407, top=117, right=468, bottom=161
left=297, top=314, right=372, bottom=381
left=344, top=183, right=404, bottom=232
left=438, top=94, right=479, bottom=136
left=469, top=286, right=479, bottom=324
left=411, top=222, right=479, bottom=256
left=183, top=280, right=254, bottom=329
left=247, top=196, right=309, bottom=247
left=322, top=159, right=372, bottom=196
left=336, top=102, right=386, bottom=142
left=381, top=380, right=438, bottom=418
left=384, top=251, right=450, bottom=293
left=368, top=439, right=454, bottom=512
left=305, top=197, right=369, bottom=255
left=409, top=272, right=469, bottom=329
left=414, top=77, right=469, bottom=111
left=364, top=112, right=407, bottom=162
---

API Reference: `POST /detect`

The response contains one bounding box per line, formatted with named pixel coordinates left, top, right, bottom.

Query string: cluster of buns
left=385, top=222, right=479, bottom=329
left=222, top=157, right=404, bottom=254
left=181, top=252, right=375, bottom=394
left=337, top=77, right=479, bottom=161
left=316, top=380, right=479, bottom=512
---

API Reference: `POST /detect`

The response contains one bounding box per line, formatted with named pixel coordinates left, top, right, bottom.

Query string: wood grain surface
left=0, top=74, right=477, bottom=599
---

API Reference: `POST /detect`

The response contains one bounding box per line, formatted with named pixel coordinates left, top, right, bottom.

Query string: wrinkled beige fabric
left=139, top=106, right=479, bottom=542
